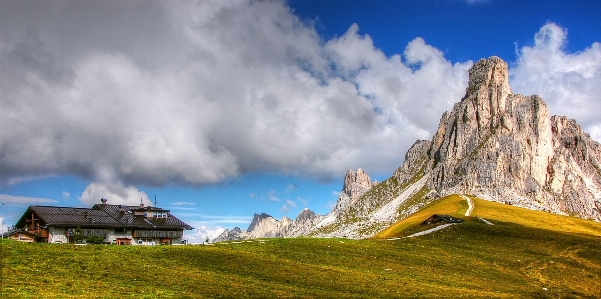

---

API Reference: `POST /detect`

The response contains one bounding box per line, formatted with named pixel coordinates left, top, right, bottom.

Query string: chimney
left=101, top=198, right=107, bottom=205
left=140, top=198, right=144, bottom=208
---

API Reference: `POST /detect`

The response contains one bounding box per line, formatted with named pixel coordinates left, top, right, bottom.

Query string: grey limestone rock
left=425, top=57, right=601, bottom=220
left=216, top=56, right=601, bottom=242
left=213, top=209, right=324, bottom=242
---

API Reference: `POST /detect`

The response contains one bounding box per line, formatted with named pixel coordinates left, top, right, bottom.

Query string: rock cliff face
left=424, top=57, right=601, bottom=220
left=333, top=168, right=376, bottom=212
left=215, top=56, right=601, bottom=241
left=212, top=227, right=248, bottom=242
left=311, top=56, right=600, bottom=238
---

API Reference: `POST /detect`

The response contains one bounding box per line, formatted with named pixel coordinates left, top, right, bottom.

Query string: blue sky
left=1, top=0, right=600, bottom=242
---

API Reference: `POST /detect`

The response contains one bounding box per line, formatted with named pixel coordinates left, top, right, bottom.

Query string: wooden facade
left=133, top=230, right=183, bottom=238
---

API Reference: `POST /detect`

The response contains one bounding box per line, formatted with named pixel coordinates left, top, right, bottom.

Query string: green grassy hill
left=374, top=194, right=601, bottom=239
left=1, top=196, right=600, bottom=298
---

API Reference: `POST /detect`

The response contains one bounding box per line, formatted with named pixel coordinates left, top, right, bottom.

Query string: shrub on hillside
left=85, top=236, right=105, bottom=244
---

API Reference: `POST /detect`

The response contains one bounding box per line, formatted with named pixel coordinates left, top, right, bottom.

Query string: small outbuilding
left=3, top=230, right=39, bottom=243
left=420, top=214, right=464, bottom=226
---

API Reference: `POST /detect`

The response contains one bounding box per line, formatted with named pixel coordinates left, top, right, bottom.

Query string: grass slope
left=469, top=196, right=601, bottom=237
left=1, top=196, right=600, bottom=298
left=374, top=194, right=468, bottom=239
left=373, top=194, right=601, bottom=239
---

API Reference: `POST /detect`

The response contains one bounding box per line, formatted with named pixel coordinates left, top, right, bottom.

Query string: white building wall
left=48, top=226, right=68, bottom=244
left=48, top=226, right=186, bottom=245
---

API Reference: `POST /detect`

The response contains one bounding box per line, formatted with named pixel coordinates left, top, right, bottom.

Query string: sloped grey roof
left=93, top=204, right=193, bottom=230
left=16, top=204, right=193, bottom=230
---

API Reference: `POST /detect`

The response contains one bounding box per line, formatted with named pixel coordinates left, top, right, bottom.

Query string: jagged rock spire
left=342, top=168, right=374, bottom=199
left=424, top=56, right=600, bottom=220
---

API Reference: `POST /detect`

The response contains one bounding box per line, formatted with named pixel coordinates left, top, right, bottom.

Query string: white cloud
left=183, top=214, right=254, bottom=243
left=62, top=191, right=70, bottom=200
left=1, top=1, right=598, bottom=192
left=281, top=199, right=297, bottom=213
left=286, top=199, right=297, bottom=208
left=184, top=225, right=226, bottom=244
left=284, top=184, right=298, bottom=193
left=79, top=182, right=150, bottom=207
left=590, top=125, right=601, bottom=143
left=0, top=217, right=8, bottom=235
left=0, top=0, right=471, bottom=187
left=0, top=194, right=58, bottom=206
left=267, top=190, right=280, bottom=202
left=511, top=22, right=601, bottom=142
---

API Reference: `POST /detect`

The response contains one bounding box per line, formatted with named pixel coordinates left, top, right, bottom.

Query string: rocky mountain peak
left=342, top=168, right=374, bottom=199
left=467, top=56, right=512, bottom=96
left=295, top=208, right=316, bottom=222
left=425, top=56, right=600, bottom=220
left=247, top=213, right=273, bottom=232
left=216, top=56, right=600, bottom=242
left=462, top=56, right=514, bottom=135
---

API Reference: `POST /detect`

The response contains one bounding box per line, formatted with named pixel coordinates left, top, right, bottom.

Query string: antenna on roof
left=154, top=195, right=158, bottom=207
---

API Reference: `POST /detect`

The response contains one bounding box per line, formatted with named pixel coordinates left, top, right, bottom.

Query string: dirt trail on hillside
left=461, top=195, right=473, bottom=216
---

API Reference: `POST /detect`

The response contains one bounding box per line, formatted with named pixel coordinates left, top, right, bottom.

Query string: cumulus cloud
left=511, top=22, right=601, bottom=141
left=183, top=214, right=253, bottom=243
left=1, top=1, right=598, bottom=194
left=184, top=225, right=226, bottom=244
left=79, top=182, right=150, bottom=206
left=0, top=0, right=471, bottom=188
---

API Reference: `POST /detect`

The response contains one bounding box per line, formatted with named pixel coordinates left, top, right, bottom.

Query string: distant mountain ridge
left=214, top=56, right=601, bottom=242
left=213, top=208, right=324, bottom=242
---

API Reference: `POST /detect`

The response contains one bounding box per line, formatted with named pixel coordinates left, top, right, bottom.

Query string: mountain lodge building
left=6, top=198, right=193, bottom=245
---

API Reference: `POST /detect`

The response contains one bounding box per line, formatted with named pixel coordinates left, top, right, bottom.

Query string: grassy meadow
left=1, top=196, right=600, bottom=298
